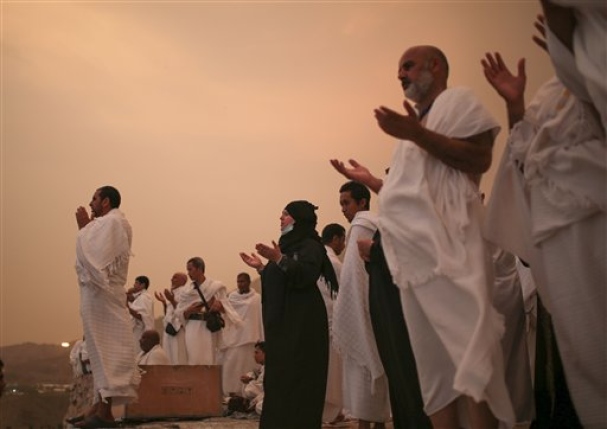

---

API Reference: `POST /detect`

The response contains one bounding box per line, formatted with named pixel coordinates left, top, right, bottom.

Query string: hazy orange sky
left=1, top=1, right=554, bottom=347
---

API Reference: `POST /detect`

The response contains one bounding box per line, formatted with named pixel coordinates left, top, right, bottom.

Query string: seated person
left=137, top=330, right=170, bottom=366
left=240, top=341, right=265, bottom=415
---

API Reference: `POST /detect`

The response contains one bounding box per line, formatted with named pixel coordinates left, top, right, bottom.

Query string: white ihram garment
left=176, top=278, right=242, bottom=365
left=318, top=246, right=344, bottom=423
left=378, top=87, right=514, bottom=428
left=332, top=211, right=390, bottom=421
left=75, top=208, right=140, bottom=405
left=162, top=286, right=188, bottom=365
left=484, top=77, right=607, bottom=428
left=546, top=1, right=606, bottom=133
left=219, top=289, right=263, bottom=395
left=129, top=289, right=154, bottom=347
left=137, top=344, right=170, bottom=366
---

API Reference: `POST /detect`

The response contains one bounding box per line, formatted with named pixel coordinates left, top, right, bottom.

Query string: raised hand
left=75, top=206, right=92, bottom=230
left=481, top=52, right=526, bottom=104
left=154, top=291, right=166, bottom=303
left=374, top=102, right=423, bottom=141
left=255, top=241, right=282, bottom=263
left=533, top=14, right=548, bottom=52
left=240, top=252, right=264, bottom=270
left=163, top=288, right=176, bottom=307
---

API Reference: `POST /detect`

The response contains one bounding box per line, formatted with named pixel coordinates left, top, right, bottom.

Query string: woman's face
left=280, top=210, right=295, bottom=230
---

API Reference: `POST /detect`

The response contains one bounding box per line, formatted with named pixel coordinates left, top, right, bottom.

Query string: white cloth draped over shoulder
left=176, top=278, right=242, bottom=365
left=333, top=212, right=384, bottom=385
left=484, top=77, right=607, bottom=428
left=546, top=1, right=607, bottom=133
left=221, top=290, right=264, bottom=349
left=219, top=289, right=263, bottom=395
left=332, top=211, right=390, bottom=421
left=378, top=87, right=514, bottom=428
left=75, top=208, right=140, bottom=405
left=129, top=290, right=154, bottom=346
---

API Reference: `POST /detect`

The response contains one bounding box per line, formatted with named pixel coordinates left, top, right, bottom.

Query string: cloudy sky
left=1, top=0, right=553, bottom=347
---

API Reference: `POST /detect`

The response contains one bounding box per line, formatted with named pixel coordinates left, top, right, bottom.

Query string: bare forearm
left=363, top=176, right=383, bottom=194
left=414, top=128, right=494, bottom=174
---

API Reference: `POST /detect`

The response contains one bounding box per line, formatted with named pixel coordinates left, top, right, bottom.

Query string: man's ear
left=429, top=57, right=440, bottom=74
left=101, top=197, right=111, bottom=210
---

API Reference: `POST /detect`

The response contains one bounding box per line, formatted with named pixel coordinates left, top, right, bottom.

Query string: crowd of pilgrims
left=67, top=2, right=605, bottom=428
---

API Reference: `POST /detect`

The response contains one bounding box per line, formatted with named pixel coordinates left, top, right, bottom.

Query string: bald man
left=331, top=45, right=514, bottom=429
left=137, top=330, right=169, bottom=366
left=155, top=272, right=189, bottom=365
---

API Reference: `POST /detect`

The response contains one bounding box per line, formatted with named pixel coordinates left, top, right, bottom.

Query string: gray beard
left=405, top=70, right=433, bottom=103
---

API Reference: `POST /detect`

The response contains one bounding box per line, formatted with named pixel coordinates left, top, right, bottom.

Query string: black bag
left=227, top=395, right=250, bottom=413
left=165, top=322, right=178, bottom=336
left=203, top=311, right=225, bottom=332
left=194, top=284, right=225, bottom=333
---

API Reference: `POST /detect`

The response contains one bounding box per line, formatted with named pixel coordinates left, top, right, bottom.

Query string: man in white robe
left=219, top=272, right=264, bottom=396
left=331, top=45, right=514, bottom=429
left=540, top=0, right=606, bottom=133
left=482, top=47, right=606, bottom=427
left=127, top=275, right=155, bottom=350
left=176, top=256, right=241, bottom=365
left=332, top=181, right=390, bottom=429
left=155, top=272, right=188, bottom=365
left=74, top=185, right=140, bottom=427
left=318, top=223, right=345, bottom=424
left=137, top=330, right=170, bottom=366
left=241, top=341, right=266, bottom=416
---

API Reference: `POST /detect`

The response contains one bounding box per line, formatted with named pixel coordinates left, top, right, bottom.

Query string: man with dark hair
left=96, top=186, right=121, bottom=209
left=176, top=257, right=241, bottom=365
left=127, top=275, right=154, bottom=349
left=74, top=186, right=139, bottom=428
left=333, top=181, right=391, bottom=429
left=339, top=181, right=371, bottom=212
left=331, top=44, right=514, bottom=428
left=220, top=272, right=263, bottom=396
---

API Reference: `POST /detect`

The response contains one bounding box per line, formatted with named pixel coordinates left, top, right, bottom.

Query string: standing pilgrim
left=73, top=186, right=139, bottom=428
left=240, top=200, right=337, bottom=429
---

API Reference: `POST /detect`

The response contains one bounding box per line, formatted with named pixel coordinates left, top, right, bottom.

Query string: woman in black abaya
left=240, top=200, right=337, bottom=429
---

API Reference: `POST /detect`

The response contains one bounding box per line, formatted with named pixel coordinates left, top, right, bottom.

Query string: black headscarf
left=278, top=200, right=339, bottom=295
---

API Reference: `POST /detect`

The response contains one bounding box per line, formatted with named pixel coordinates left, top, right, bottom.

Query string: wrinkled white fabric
left=546, top=1, right=607, bottom=133
left=162, top=286, right=188, bottom=365
left=75, top=208, right=139, bottom=404
left=69, top=339, right=89, bottom=377
left=332, top=211, right=390, bottom=421
left=137, top=344, right=170, bottom=366
left=485, top=77, right=607, bottom=428
left=220, top=289, right=263, bottom=395
left=379, top=87, right=514, bottom=427
left=176, top=278, right=242, bottom=365
left=319, top=245, right=344, bottom=423
left=129, top=289, right=154, bottom=347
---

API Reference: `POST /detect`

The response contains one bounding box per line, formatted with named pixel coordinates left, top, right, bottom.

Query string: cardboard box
left=123, top=365, right=223, bottom=420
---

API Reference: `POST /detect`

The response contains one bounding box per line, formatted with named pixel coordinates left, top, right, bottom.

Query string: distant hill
left=0, top=342, right=73, bottom=385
